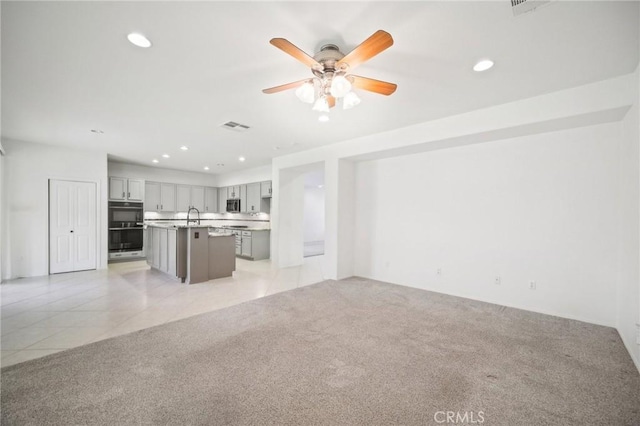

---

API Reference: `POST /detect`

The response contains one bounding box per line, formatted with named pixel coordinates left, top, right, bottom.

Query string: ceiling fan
left=263, top=30, right=397, bottom=115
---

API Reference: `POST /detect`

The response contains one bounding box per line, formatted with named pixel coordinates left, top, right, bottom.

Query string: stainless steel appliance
left=108, top=201, right=144, bottom=260
left=226, top=199, right=240, bottom=213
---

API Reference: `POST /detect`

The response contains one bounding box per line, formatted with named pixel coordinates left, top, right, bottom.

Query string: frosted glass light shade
left=343, top=91, right=361, bottom=110
left=312, top=97, right=330, bottom=113
left=330, top=75, right=352, bottom=98
left=295, top=82, right=315, bottom=103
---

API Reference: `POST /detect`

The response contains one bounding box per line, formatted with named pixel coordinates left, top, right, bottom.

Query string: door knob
left=70, top=230, right=74, bottom=233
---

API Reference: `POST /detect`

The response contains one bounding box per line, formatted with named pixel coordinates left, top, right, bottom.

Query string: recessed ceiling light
left=90, top=129, right=104, bottom=134
left=180, top=146, right=189, bottom=151
left=203, top=166, right=210, bottom=171
left=318, top=185, right=324, bottom=188
left=162, top=154, right=170, bottom=158
left=127, top=33, right=152, bottom=48
left=238, top=156, right=246, bottom=162
left=152, top=159, right=159, bottom=163
left=318, top=115, right=329, bottom=122
left=473, top=59, right=494, bottom=72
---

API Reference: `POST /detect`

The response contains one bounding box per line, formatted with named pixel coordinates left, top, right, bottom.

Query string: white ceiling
left=2, top=1, right=638, bottom=174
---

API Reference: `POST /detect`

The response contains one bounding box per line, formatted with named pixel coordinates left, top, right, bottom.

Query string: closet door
left=50, top=180, right=75, bottom=273
left=72, top=182, right=97, bottom=271
left=49, top=180, right=97, bottom=274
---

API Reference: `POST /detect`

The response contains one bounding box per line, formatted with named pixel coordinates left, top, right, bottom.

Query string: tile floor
left=1, top=256, right=326, bottom=367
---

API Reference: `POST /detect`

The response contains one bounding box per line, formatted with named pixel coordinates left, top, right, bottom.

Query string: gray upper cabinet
left=260, top=181, right=272, bottom=198
left=146, top=181, right=176, bottom=212
left=159, top=183, right=176, bottom=212
left=191, top=186, right=205, bottom=212
left=127, top=179, right=144, bottom=201
left=246, top=183, right=261, bottom=213
left=204, top=187, right=218, bottom=213
left=109, top=177, right=145, bottom=201
left=240, top=184, right=248, bottom=213
left=143, top=179, right=269, bottom=214
left=218, top=187, right=228, bottom=213
left=176, top=185, right=206, bottom=212
left=228, top=185, right=240, bottom=199
left=176, top=185, right=191, bottom=212
left=145, top=182, right=160, bottom=211
left=109, top=177, right=126, bottom=200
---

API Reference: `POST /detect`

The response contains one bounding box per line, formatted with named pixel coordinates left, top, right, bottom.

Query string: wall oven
left=108, top=201, right=144, bottom=259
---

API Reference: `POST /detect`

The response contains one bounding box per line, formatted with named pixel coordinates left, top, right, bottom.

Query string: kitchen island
left=145, top=224, right=235, bottom=284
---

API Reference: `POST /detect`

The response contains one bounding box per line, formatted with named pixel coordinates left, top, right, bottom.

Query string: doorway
left=49, top=179, right=97, bottom=274
left=303, top=170, right=325, bottom=257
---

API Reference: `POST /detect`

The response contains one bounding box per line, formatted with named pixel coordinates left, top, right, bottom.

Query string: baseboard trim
left=618, top=328, right=640, bottom=374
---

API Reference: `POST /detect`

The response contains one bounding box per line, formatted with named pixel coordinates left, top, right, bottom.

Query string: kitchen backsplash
left=144, top=211, right=270, bottom=230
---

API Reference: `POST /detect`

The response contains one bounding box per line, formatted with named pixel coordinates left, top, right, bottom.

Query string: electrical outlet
left=495, top=276, right=501, bottom=285
left=529, top=280, right=536, bottom=290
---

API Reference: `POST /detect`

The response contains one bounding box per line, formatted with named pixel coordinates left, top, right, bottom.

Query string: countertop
left=208, top=232, right=236, bottom=238
left=145, top=223, right=209, bottom=229
left=145, top=223, right=270, bottom=232
left=213, top=227, right=271, bottom=232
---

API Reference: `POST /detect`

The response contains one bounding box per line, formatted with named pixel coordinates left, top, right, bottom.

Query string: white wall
left=0, top=145, right=5, bottom=282
left=353, top=123, right=622, bottom=327
left=616, top=67, right=640, bottom=369
left=215, top=165, right=271, bottom=187
left=273, top=169, right=305, bottom=268
left=272, top=74, right=635, bottom=281
left=303, top=186, right=325, bottom=243
left=108, top=161, right=217, bottom=187
left=2, top=140, right=108, bottom=279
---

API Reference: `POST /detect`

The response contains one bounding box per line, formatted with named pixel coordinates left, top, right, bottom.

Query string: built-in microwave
left=226, top=199, right=240, bottom=213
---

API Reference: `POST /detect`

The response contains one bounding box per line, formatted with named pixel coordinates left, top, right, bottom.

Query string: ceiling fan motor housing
left=312, top=44, right=346, bottom=76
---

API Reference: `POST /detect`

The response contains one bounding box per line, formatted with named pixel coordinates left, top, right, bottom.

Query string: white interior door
left=50, top=180, right=97, bottom=274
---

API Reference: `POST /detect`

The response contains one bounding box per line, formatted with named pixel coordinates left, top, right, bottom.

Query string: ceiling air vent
left=511, top=0, right=551, bottom=17
left=221, top=121, right=250, bottom=132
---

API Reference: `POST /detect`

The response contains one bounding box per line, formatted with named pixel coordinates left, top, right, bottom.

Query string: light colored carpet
left=2, top=278, right=639, bottom=425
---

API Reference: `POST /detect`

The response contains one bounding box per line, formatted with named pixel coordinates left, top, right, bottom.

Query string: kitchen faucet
left=186, top=207, right=201, bottom=225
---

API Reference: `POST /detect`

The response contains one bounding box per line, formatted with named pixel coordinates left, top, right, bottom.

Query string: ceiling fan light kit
left=330, top=74, right=352, bottom=98
left=263, top=30, right=397, bottom=117
left=295, top=81, right=316, bottom=103
left=312, top=96, right=330, bottom=113
left=343, top=91, right=361, bottom=110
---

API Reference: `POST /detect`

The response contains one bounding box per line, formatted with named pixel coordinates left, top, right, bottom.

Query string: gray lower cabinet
left=167, top=229, right=177, bottom=277
left=147, top=226, right=187, bottom=281
left=241, top=233, right=252, bottom=257
left=238, top=230, right=270, bottom=260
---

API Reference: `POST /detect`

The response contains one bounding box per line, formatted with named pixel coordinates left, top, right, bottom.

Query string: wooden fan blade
left=262, top=79, right=309, bottom=94
left=327, top=96, right=336, bottom=108
left=336, top=30, right=393, bottom=71
left=270, top=38, right=320, bottom=68
left=350, top=75, right=397, bottom=96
